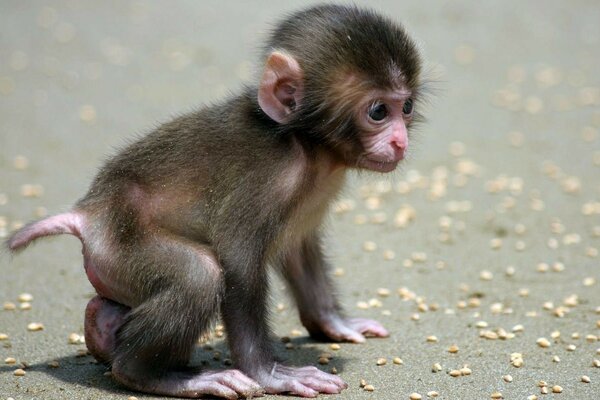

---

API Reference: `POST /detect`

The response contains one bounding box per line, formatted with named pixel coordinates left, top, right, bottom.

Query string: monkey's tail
left=6, top=212, right=84, bottom=252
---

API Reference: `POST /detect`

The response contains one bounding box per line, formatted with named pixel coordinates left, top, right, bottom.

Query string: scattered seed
left=566, top=344, right=576, bottom=351
left=592, top=359, right=600, bottom=367
left=503, top=375, right=513, bottom=383
left=27, top=322, right=44, bottom=332
left=432, top=363, right=442, bottom=372
left=0, top=333, right=8, bottom=340
left=427, top=391, right=439, bottom=398
left=5, top=357, right=16, bottom=364
left=17, top=293, right=33, bottom=302
left=426, top=336, right=438, bottom=343
left=128, top=397, right=139, bottom=400
left=581, top=375, right=590, bottom=383
left=449, top=369, right=461, bottom=377
left=410, top=393, right=422, bottom=400
left=553, top=355, right=561, bottom=363
left=551, top=385, right=563, bottom=393
left=393, top=357, right=403, bottom=365
left=364, top=384, right=375, bottom=392
left=527, top=396, right=538, bottom=400
left=3, top=302, right=16, bottom=311
left=47, top=360, right=59, bottom=368
left=376, top=358, right=387, bottom=366
left=330, top=343, right=340, bottom=351
left=540, top=387, right=548, bottom=395
left=490, top=391, right=503, bottom=399
left=460, top=366, right=472, bottom=375
left=363, top=241, right=377, bottom=252
left=318, top=357, right=329, bottom=365
left=536, top=337, right=551, bottom=348
left=13, top=368, right=26, bottom=376
left=330, top=367, right=337, bottom=374
left=19, top=302, right=31, bottom=310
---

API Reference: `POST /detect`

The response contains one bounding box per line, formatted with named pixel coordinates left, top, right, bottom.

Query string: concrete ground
left=1, top=1, right=599, bottom=399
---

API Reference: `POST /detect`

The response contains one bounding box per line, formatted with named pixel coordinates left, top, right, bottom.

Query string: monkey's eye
left=368, top=104, right=388, bottom=122
left=402, top=99, right=414, bottom=115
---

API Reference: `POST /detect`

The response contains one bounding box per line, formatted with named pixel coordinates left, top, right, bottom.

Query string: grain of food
left=536, top=337, right=551, bottom=348
left=432, top=363, right=442, bottom=372
left=0, top=333, right=8, bottom=340
left=427, top=391, right=439, bottom=398
left=581, top=375, right=590, bottom=383
left=5, top=357, right=16, bottom=364
left=503, top=375, right=513, bottom=383
left=376, top=358, right=387, bottom=366
left=393, top=357, right=403, bottom=365
left=364, top=384, right=375, bottom=392
left=551, top=385, right=563, bottom=393
left=330, top=343, right=340, bottom=351
left=17, top=293, right=33, bottom=302
left=449, top=369, right=461, bottom=377
left=27, top=322, right=44, bottom=331
left=491, top=392, right=503, bottom=399
left=13, top=368, right=26, bottom=376
left=3, top=302, right=16, bottom=311
left=410, top=393, right=422, bottom=400
left=448, top=345, right=459, bottom=353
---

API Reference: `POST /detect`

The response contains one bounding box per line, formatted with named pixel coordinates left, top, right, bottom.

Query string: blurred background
left=1, top=1, right=599, bottom=399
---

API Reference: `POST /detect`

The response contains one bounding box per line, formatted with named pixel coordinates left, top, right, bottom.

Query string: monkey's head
left=257, top=4, right=423, bottom=173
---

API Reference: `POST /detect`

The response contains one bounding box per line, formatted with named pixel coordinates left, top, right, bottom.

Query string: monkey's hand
left=254, top=363, right=347, bottom=397
left=302, top=313, right=389, bottom=343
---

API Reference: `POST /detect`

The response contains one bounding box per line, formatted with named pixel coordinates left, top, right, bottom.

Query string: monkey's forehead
left=266, top=5, right=422, bottom=89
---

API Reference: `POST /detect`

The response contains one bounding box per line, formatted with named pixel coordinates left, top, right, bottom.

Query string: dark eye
left=402, top=99, right=414, bottom=115
left=368, top=104, right=388, bottom=122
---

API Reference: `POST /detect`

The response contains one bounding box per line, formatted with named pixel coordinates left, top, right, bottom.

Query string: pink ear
left=258, top=51, right=303, bottom=123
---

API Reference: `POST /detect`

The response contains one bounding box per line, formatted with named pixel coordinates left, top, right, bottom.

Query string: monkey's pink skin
left=85, top=296, right=264, bottom=399
left=254, top=364, right=347, bottom=398
left=303, top=314, right=389, bottom=343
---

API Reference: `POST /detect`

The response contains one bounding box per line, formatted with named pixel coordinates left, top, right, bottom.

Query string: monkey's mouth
left=360, top=158, right=400, bottom=173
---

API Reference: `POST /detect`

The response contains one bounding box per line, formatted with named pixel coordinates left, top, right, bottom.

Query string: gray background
left=1, top=1, right=599, bottom=399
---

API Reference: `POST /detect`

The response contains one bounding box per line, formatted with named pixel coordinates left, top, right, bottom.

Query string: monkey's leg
left=104, top=239, right=263, bottom=399
left=84, top=295, right=129, bottom=363
left=281, top=234, right=389, bottom=343
left=220, top=245, right=347, bottom=398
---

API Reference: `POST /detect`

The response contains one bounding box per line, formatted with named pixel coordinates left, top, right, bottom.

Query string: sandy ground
left=1, top=1, right=599, bottom=399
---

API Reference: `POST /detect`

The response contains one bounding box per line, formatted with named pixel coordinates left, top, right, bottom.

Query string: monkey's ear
left=258, top=51, right=303, bottom=124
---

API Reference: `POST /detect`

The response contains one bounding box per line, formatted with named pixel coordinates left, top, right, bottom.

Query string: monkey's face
left=351, top=88, right=414, bottom=173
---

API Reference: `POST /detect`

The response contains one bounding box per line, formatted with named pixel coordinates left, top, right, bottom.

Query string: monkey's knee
left=84, top=295, right=129, bottom=363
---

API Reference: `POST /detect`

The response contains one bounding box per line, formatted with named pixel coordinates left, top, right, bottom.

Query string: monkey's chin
left=359, top=158, right=400, bottom=173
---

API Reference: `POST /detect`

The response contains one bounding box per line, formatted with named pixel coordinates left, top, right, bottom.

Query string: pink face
left=356, top=89, right=414, bottom=172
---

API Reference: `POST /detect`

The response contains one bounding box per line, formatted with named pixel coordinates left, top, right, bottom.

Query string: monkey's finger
left=298, top=377, right=344, bottom=394
left=293, top=366, right=347, bottom=389
left=216, top=371, right=265, bottom=397
left=283, top=380, right=319, bottom=398
left=198, top=381, right=238, bottom=399
left=349, top=318, right=389, bottom=337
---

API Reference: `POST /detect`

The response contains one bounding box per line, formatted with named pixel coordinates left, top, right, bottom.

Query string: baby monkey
left=8, top=4, right=424, bottom=399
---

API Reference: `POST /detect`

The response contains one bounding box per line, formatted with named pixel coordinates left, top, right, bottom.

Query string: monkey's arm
left=218, top=238, right=346, bottom=397
left=280, top=233, right=389, bottom=343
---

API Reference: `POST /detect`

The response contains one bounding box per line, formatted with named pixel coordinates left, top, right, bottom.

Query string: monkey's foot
left=112, top=366, right=265, bottom=399
left=304, top=314, right=389, bottom=343
left=255, top=364, right=347, bottom=398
